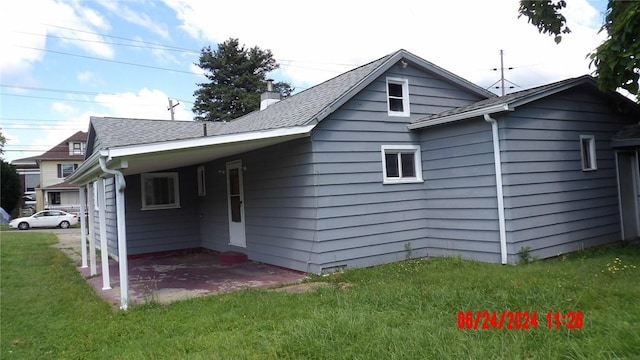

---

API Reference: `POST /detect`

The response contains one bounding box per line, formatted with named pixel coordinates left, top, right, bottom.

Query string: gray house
left=68, top=49, right=639, bottom=308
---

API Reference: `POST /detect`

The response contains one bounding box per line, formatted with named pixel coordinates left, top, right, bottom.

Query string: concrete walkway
left=50, top=230, right=309, bottom=308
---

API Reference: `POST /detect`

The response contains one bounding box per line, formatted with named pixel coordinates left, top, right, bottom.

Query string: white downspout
left=484, top=114, right=508, bottom=264
left=97, top=177, right=111, bottom=290
left=99, top=156, right=129, bottom=310
left=79, top=186, right=88, bottom=268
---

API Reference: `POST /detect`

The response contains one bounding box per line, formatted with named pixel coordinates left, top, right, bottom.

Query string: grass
left=1, top=232, right=639, bottom=359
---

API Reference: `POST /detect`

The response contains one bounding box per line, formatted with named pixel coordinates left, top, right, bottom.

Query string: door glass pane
left=229, top=169, right=240, bottom=195
left=230, top=196, right=241, bottom=222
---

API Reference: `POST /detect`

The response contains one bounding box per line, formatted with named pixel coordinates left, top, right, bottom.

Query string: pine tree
left=192, top=38, right=293, bottom=121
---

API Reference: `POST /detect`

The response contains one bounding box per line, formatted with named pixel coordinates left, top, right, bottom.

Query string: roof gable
left=89, top=49, right=496, bottom=151
left=32, top=131, right=88, bottom=161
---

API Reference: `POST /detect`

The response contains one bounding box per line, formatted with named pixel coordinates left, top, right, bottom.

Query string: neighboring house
left=67, top=49, right=639, bottom=308
left=30, top=131, right=88, bottom=212
left=10, top=156, right=40, bottom=216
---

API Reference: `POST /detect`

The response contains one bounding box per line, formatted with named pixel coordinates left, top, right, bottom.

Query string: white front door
left=226, top=160, right=246, bottom=247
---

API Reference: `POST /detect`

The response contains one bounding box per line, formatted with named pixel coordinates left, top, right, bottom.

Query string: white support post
left=97, top=177, right=111, bottom=290
left=79, top=186, right=88, bottom=268
left=87, top=182, right=97, bottom=276
left=115, top=176, right=129, bottom=310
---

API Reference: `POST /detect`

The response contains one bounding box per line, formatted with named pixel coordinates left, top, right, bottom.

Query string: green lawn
left=1, top=232, right=639, bottom=359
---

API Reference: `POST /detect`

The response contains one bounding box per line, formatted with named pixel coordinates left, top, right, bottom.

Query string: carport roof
left=612, top=123, right=640, bottom=148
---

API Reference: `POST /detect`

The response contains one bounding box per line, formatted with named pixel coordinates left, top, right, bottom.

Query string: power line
left=0, top=85, right=195, bottom=105
left=16, top=46, right=200, bottom=75
left=44, top=24, right=198, bottom=53
left=0, top=92, right=181, bottom=107
left=40, top=24, right=361, bottom=74
left=17, top=31, right=201, bottom=54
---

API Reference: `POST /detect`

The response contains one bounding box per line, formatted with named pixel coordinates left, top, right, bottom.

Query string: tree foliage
left=0, top=128, right=6, bottom=156
left=519, top=0, right=640, bottom=99
left=1, top=160, right=21, bottom=213
left=192, top=38, right=293, bottom=122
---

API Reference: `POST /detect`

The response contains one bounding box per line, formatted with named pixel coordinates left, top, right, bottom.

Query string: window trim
left=580, top=135, right=597, bottom=171
left=386, top=77, right=410, bottom=117
left=381, top=145, right=423, bottom=184
left=141, top=172, right=181, bottom=210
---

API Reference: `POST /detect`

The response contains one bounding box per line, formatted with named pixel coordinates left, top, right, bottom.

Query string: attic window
left=386, top=77, right=410, bottom=117
left=71, top=142, right=86, bottom=155
left=580, top=135, right=597, bottom=171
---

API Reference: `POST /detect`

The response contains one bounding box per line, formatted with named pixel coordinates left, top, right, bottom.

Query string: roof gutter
left=484, top=114, right=508, bottom=265
left=408, top=103, right=512, bottom=130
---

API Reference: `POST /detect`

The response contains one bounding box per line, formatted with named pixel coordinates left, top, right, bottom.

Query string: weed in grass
left=518, top=246, right=537, bottom=265
left=602, top=257, right=637, bottom=275
left=404, top=241, right=413, bottom=260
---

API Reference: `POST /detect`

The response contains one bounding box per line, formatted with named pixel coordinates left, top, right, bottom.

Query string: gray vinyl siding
left=312, top=64, right=486, bottom=271
left=104, top=177, right=118, bottom=256
left=124, top=167, right=200, bottom=255
left=90, top=177, right=118, bottom=257
left=419, top=118, right=501, bottom=262
left=199, top=138, right=319, bottom=273
left=499, top=87, right=636, bottom=261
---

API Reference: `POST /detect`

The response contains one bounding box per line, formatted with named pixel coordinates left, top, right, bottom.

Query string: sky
left=0, top=0, right=610, bottom=163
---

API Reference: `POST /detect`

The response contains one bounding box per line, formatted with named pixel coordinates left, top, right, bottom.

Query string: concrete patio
left=52, top=230, right=309, bottom=307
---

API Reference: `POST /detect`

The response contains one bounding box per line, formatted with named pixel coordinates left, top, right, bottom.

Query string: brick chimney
left=260, top=79, right=281, bottom=110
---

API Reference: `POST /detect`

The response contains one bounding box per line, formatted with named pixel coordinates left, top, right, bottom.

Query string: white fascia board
left=105, top=125, right=316, bottom=160
left=407, top=103, right=512, bottom=130
left=65, top=151, right=102, bottom=184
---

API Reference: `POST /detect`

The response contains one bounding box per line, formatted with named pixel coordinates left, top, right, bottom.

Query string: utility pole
left=167, top=98, right=180, bottom=120
left=489, top=49, right=516, bottom=96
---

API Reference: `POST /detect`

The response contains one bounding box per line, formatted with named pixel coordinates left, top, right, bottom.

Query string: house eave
left=408, top=103, right=512, bottom=130
left=68, top=125, right=316, bottom=184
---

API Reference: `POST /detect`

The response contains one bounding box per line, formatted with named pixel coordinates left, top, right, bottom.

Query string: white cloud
left=52, top=102, right=77, bottom=115
left=0, top=0, right=114, bottom=85
left=94, top=88, right=192, bottom=121
left=163, top=0, right=604, bottom=92
left=95, top=0, right=170, bottom=40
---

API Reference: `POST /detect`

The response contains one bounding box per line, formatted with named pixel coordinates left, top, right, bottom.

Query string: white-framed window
left=71, top=142, right=86, bottom=155
left=57, top=163, right=78, bottom=178
left=141, top=172, right=180, bottom=210
left=197, top=165, right=206, bottom=197
left=381, top=145, right=423, bottom=184
left=580, top=135, right=597, bottom=171
left=386, top=77, right=410, bottom=117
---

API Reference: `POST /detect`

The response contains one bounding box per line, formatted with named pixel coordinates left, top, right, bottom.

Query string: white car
left=9, top=210, right=79, bottom=230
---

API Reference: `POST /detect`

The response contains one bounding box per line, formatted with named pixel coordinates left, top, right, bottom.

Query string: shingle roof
left=410, top=75, right=597, bottom=127
left=90, top=118, right=222, bottom=149
left=89, top=53, right=395, bottom=150
left=612, top=123, right=640, bottom=148
left=33, top=131, right=87, bottom=160
left=89, top=49, right=495, bottom=151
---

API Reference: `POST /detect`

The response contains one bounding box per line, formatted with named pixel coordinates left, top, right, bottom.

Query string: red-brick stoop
left=220, top=251, right=248, bottom=264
